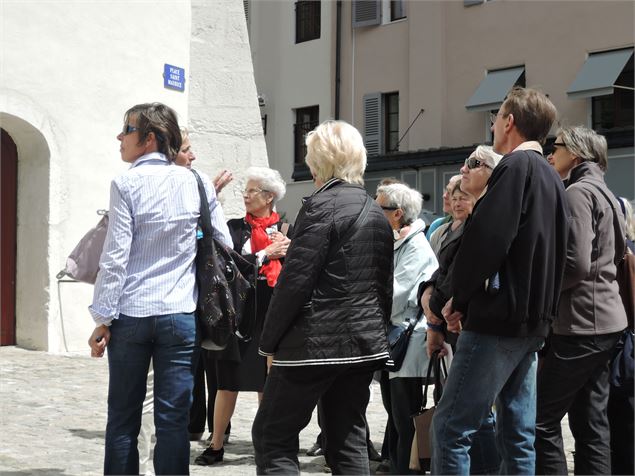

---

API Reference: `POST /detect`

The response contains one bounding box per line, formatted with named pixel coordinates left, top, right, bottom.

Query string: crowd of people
left=87, top=89, right=633, bottom=476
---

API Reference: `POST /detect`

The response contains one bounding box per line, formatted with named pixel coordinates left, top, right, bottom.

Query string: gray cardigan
left=554, top=161, right=628, bottom=336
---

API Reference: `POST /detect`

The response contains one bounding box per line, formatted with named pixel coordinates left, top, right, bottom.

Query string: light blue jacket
left=389, top=218, right=439, bottom=379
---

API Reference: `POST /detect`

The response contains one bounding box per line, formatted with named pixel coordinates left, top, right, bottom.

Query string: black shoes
left=306, top=442, right=324, bottom=457
left=205, top=433, right=230, bottom=445
left=195, top=446, right=224, bottom=466
left=367, top=442, right=382, bottom=462
left=306, top=441, right=381, bottom=461
left=188, top=432, right=204, bottom=441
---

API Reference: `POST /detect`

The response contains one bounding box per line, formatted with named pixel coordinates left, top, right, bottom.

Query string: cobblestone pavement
left=0, top=346, right=574, bottom=475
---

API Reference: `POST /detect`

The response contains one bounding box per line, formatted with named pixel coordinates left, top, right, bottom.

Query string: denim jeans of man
left=104, top=313, right=198, bottom=476
left=535, top=332, right=621, bottom=475
left=252, top=363, right=376, bottom=475
left=431, top=330, right=544, bottom=475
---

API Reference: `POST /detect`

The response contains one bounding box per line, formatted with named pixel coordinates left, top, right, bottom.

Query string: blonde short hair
left=305, top=120, right=367, bottom=185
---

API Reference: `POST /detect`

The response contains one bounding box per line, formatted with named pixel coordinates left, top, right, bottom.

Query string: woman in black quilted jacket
left=251, top=120, right=394, bottom=475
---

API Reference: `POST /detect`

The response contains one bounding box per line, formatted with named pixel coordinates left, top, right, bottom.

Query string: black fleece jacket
left=451, top=148, right=569, bottom=338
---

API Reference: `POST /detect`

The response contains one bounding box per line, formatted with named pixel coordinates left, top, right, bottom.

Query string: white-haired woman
left=421, top=145, right=503, bottom=474
left=428, top=175, right=462, bottom=255
left=252, top=120, right=394, bottom=474
left=375, top=183, right=438, bottom=475
left=196, top=166, right=291, bottom=466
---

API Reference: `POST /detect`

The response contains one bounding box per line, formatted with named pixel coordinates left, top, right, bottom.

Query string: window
left=390, top=0, right=406, bottom=21
left=385, top=93, right=399, bottom=153
left=294, top=106, right=319, bottom=165
left=592, top=55, right=634, bottom=131
left=353, top=1, right=407, bottom=28
left=363, top=92, right=399, bottom=156
left=296, top=1, right=320, bottom=43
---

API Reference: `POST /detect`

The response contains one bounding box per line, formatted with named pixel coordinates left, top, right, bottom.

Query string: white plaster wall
left=187, top=0, right=268, bottom=218
left=1, top=0, right=191, bottom=352
left=249, top=0, right=333, bottom=219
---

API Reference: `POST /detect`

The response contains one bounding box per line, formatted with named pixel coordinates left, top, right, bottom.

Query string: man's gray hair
left=558, top=125, right=608, bottom=171
left=246, top=166, right=286, bottom=204
left=377, top=183, right=422, bottom=226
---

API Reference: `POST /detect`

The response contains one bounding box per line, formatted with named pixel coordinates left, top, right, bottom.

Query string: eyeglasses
left=242, top=188, right=270, bottom=196
left=122, top=124, right=139, bottom=135
left=465, top=157, right=491, bottom=170
left=381, top=206, right=399, bottom=211
left=489, top=111, right=510, bottom=125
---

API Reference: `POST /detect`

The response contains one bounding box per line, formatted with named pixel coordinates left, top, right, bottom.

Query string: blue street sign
left=164, top=64, right=185, bottom=92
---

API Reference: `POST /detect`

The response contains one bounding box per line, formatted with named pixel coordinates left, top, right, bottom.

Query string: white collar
left=130, top=152, right=169, bottom=168
left=512, top=141, right=543, bottom=154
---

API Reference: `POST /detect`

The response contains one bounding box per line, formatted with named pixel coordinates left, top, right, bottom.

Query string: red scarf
left=245, top=212, right=282, bottom=287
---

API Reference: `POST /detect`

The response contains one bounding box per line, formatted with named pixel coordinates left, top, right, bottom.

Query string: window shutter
left=352, top=0, right=381, bottom=28
left=363, top=93, right=383, bottom=156
left=464, top=0, right=484, bottom=6
left=243, top=1, right=250, bottom=24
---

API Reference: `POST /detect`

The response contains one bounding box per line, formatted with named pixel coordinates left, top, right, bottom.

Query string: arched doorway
left=1, top=129, right=18, bottom=345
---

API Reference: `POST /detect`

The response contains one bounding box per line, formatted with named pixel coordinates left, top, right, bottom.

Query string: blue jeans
left=431, top=330, right=544, bottom=475
left=104, top=313, right=198, bottom=475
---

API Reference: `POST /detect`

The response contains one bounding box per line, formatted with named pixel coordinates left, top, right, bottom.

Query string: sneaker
left=194, top=446, right=224, bottom=466
left=306, top=442, right=324, bottom=457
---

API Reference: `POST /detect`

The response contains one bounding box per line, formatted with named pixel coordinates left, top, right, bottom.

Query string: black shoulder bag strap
left=329, top=194, right=374, bottom=255
left=190, top=169, right=213, bottom=238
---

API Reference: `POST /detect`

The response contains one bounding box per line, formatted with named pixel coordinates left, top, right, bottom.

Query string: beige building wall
left=341, top=0, right=634, bottom=149
left=441, top=0, right=634, bottom=147
left=249, top=0, right=335, bottom=219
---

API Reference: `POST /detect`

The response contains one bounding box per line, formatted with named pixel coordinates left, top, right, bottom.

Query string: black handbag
left=386, top=308, right=423, bottom=371
left=191, top=170, right=256, bottom=350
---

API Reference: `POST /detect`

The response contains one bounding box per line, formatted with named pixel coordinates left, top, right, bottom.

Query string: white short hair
left=376, top=183, right=422, bottom=226
left=469, top=145, right=502, bottom=169
left=246, top=166, right=286, bottom=204
left=305, top=120, right=367, bottom=185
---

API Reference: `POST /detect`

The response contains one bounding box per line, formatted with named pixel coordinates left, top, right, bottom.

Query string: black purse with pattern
left=191, top=170, right=256, bottom=350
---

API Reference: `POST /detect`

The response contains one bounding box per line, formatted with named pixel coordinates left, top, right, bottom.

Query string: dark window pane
left=384, top=92, right=399, bottom=153
left=390, top=0, right=406, bottom=21
left=296, top=1, right=321, bottom=44
left=294, top=106, right=319, bottom=164
left=592, top=56, right=634, bottom=131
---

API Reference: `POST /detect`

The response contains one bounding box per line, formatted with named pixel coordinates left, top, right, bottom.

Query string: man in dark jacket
left=431, top=87, right=569, bottom=475
left=252, top=120, right=394, bottom=475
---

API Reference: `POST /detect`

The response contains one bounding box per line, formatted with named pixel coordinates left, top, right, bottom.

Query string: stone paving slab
left=0, top=346, right=574, bottom=475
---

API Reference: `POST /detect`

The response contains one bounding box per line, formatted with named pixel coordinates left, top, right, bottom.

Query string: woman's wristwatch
left=426, top=322, right=445, bottom=333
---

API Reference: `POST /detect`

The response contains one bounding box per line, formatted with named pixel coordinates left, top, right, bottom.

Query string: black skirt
left=215, top=279, right=272, bottom=392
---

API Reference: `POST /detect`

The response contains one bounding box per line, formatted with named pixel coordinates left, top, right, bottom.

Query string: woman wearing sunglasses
left=536, top=126, right=628, bottom=475
left=420, top=144, right=503, bottom=475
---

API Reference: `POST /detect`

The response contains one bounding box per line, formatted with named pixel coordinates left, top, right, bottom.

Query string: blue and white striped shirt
left=89, top=152, right=232, bottom=325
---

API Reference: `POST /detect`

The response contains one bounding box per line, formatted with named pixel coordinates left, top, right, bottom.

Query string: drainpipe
left=335, top=0, right=342, bottom=120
